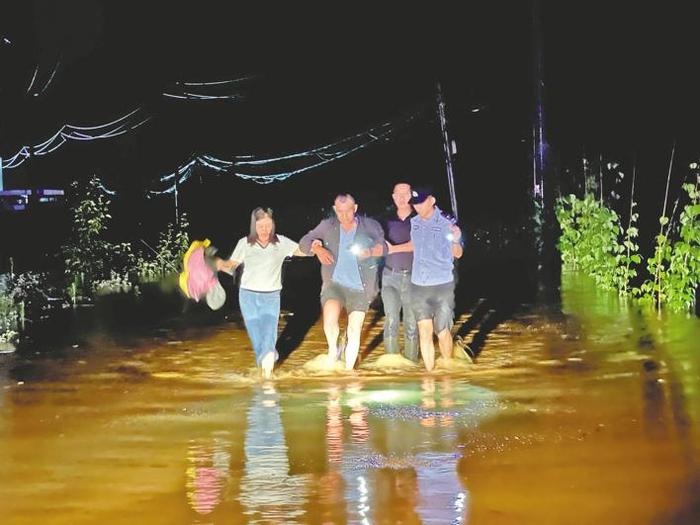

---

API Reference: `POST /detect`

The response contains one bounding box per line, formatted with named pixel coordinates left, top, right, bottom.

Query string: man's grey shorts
left=321, top=282, right=374, bottom=313
left=410, top=280, right=455, bottom=334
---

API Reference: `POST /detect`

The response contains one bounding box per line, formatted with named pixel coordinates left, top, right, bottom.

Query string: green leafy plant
left=555, top=194, right=586, bottom=270
left=635, top=145, right=680, bottom=312
left=61, top=176, right=135, bottom=302
left=636, top=224, right=672, bottom=310
left=0, top=270, right=49, bottom=344
left=632, top=154, right=700, bottom=313
left=556, top=158, right=642, bottom=296
left=612, top=168, right=641, bottom=296
left=666, top=179, right=700, bottom=311
left=556, top=193, right=628, bottom=291
left=135, top=214, right=190, bottom=283
left=0, top=292, right=19, bottom=345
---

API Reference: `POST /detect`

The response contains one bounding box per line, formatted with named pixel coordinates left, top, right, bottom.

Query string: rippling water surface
left=1, top=273, right=698, bottom=524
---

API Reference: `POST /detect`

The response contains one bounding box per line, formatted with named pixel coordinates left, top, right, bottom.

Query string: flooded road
left=1, top=272, right=699, bottom=524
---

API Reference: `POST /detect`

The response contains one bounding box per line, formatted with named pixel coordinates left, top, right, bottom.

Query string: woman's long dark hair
left=247, top=207, right=279, bottom=245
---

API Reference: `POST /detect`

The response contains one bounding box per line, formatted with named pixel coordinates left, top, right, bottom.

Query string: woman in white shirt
left=217, top=207, right=311, bottom=379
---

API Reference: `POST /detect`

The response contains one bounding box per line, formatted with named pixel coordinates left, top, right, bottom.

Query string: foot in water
left=327, top=332, right=346, bottom=363
left=261, top=352, right=275, bottom=379
left=326, top=346, right=341, bottom=364
left=344, top=344, right=359, bottom=370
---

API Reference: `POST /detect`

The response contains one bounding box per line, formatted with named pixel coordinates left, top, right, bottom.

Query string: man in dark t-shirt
left=381, top=183, right=418, bottom=361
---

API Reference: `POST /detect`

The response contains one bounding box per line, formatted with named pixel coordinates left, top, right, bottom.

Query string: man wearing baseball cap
left=408, top=186, right=463, bottom=371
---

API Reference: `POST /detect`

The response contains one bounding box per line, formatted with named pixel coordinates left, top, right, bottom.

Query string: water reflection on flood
left=0, top=272, right=699, bottom=523
left=180, top=379, right=488, bottom=524
left=186, top=436, right=229, bottom=516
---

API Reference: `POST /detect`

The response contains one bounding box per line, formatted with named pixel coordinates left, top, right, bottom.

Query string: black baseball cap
left=409, top=186, right=433, bottom=205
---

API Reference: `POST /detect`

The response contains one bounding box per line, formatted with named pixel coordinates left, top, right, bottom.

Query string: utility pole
left=532, top=0, right=558, bottom=290
left=437, top=82, right=459, bottom=221
left=532, top=0, right=547, bottom=211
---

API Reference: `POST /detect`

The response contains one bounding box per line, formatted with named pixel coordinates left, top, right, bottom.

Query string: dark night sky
left=2, top=1, right=700, bottom=254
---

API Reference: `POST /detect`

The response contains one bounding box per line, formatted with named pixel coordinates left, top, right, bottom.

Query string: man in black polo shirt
left=381, top=182, right=419, bottom=361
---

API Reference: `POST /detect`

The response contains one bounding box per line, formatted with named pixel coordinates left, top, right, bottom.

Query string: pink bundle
left=179, top=240, right=226, bottom=310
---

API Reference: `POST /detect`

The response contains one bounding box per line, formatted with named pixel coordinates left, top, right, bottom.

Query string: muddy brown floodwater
left=1, top=272, right=699, bottom=524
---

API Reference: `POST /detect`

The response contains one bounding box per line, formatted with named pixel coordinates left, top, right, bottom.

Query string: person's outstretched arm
left=216, top=238, right=246, bottom=274
left=386, top=240, right=413, bottom=254
left=292, top=239, right=321, bottom=257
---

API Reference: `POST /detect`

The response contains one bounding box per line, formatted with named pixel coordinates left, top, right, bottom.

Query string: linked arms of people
left=385, top=226, right=462, bottom=257
left=386, top=240, right=413, bottom=254
left=293, top=241, right=321, bottom=258
left=292, top=246, right=314, bottom=257
left=357, top=220, right=387, bottom=259
left=356, top=243, right=384, bottom=259
left=298, top=221, right=335, bottom=265
left=310, top=240, right=334, bottom=264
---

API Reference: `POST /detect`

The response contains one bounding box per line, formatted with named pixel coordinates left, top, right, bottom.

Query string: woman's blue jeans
left=239, top=288, right=281, bottom=365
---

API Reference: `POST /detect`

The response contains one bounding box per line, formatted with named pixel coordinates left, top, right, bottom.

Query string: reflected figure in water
left=239, top=382, right=307, bottom=524
left=342, top=378, right=471, bottom=524
left=373, top=467, right=422, bottom=524
left=414, top=454, right=468, bottom=525
left=181, top=380, right=484, bottom=523
left=347, top=381, right=370, bottom=445
left=326, top=386, right=344, bottom=466
left=414, top=378, right=468, bottom=524
left=186, top=437, right=231, bottom=516
left=216, top=207, right=312, bottom=378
